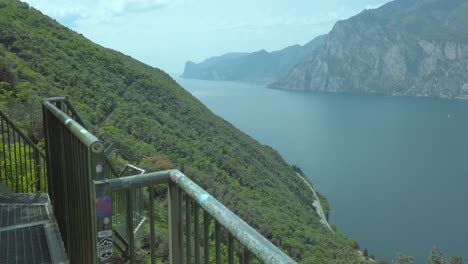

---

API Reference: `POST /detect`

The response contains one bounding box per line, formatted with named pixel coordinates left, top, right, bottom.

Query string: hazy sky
left=23, top=0, right=390, bottom=73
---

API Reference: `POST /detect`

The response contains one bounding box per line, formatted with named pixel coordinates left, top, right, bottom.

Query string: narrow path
left=295, top=172, right=333, bottom=232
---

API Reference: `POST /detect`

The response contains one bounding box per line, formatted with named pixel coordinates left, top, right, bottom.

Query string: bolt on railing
left=0, top=110, right=46, bottom=193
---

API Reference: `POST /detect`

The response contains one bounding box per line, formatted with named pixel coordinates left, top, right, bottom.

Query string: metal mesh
left=0, top=224, right=52, bottom=264
left=0, top=193, right=50, bottom=204
left=0, top=204, right=49, bottom=228
left=0, top=193, right=50, bottom=228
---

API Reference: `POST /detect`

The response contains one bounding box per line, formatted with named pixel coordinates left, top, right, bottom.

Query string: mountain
left=181, top=35, right=325, bottom=83
left=270, top=0, right=468, bottom=98
left=0, top=1, right=369, bottom=263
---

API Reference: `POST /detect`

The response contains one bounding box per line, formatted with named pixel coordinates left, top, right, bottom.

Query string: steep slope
left=0, top=1, right=367, bottom=263
left=181, top=35, right=325, bottom=83
left=270, top=0, right=468, bottom=98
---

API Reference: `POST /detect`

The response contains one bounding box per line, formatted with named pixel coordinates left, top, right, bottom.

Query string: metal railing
left=43, top=97, right=86, bottom=127
left=112, top=164, right=147, bottom=250
left=0, top=110, right=46, bottom=193
left=43, top=98, right=296, bottom=264
left=43, top=99, right=107, bottom=263
left=103, top=170, right=296, bottom=264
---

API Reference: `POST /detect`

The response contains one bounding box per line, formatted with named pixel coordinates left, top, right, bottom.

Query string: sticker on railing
left=96, top=196, right=112, bottom=217
left=96, top=164, right=103, bottom=173
left=198, top=193, right=210, bottom=204
left=98, top=230, right=112, bottom=238
left=97, top=237, right=113, bottom=260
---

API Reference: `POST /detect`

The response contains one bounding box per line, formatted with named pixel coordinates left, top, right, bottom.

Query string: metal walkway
left=0, top=191, right=68, bottom=264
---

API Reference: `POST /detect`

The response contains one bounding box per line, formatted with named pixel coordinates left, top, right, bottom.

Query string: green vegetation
left=0, top=0, right=368, bottom=263
left=393, top=246, right=464, bottom=264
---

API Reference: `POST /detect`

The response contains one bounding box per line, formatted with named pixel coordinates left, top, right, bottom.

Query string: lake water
left=175, top=77, right=468, bottom=262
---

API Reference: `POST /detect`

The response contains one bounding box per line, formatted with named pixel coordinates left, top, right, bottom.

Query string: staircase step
left=0, top=192, right=68, bottom=264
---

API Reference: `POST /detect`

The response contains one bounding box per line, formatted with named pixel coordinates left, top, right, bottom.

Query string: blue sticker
left=96, top=196, right=112, bottom=217
left=198, top=194, right=209, bottom=204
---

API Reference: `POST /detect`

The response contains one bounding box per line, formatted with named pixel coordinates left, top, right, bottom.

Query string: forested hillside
left=0, top=0, right=368, bottom=262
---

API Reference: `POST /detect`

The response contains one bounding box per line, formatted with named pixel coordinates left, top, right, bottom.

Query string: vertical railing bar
left=35, top=144, right=41, bottom=192
left=169, top=182, right=181, bottom=264
left=77, top=137, right=87, bottom=261
left=227, top=233, right=234, bottom=264
left=203, top=211, right=210, bottom=264
left=23, top=138, right=30, bottom=192
left=11, top=124, right=18, bottom=191
left=1, top=118, right=7, bottom=185
left=178, top=187, right=184, bottom=263
left=185, top=195, right=191, bottom=264
left=243, top=247, right=251, bottom=264
left=127, top=188, right=135, bottom=264
left=6, top=122, right=13, bottom=190
left=215, top=222, right=221, bottom=264
left=194, top=202, right=200, bottom=264
left=149, top=186, right=156, bottom=264
left=17, top=137, right=24, bottom=192
left=27, top=144, right=33, bottom=192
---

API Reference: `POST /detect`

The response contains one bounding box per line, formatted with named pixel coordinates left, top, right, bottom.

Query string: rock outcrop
left=270, top=0, right=468, bottom=98
left=181, top=35, right=325, bottom=83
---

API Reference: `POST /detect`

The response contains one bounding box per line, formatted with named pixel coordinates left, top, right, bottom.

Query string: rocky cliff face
left=181, top=35, right=324, bottom=83
left=270, top=0, right=468, bottom=98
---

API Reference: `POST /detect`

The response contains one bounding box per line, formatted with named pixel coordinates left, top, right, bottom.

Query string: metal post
left=194, top=203, right=200, bottom=264
left=169, top=182, right=181, bottom=264
left=185, top=195, right=192, bottom=264
left=34, top=150, right=41, bottom=191
left=215, top=222, right=221, bottom=264
left=149, top=186, right=156, bottom=264
left=228, top=233, right=234, bottom=264
left=127, top=188, right=135, bottom=263
left=204, top=211, right=210, bottom=264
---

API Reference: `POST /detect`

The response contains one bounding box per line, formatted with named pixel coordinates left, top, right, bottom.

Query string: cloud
left=26, top=0, right=172, bottom=24
left=365, top=3, right=384, bottom=10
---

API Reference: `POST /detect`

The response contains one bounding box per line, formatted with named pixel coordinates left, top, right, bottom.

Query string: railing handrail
left=43, top=97, right=87, bottom=126
left=44, top=97, right=297, bottom=263
left=0, top=109, right=47, bottom=192
left=43, top=101, right=100, bottom=149
left=101, top=170, right=297, bottom=264
left=0, top=110, right=46, bottom=159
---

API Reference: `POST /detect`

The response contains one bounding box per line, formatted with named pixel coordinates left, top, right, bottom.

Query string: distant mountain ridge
left=270, top=0, right=468, bottom=98
left=181, top=35, right=325, bottom=83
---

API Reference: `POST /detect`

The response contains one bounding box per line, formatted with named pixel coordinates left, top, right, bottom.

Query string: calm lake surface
left=175, top=77, right=468, bottom=262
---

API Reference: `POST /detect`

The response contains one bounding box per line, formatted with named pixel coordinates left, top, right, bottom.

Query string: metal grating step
left=0, top=224, right=52, bottom=264
left=0, top=193, right=50, bottom=204
left=0, top=204, right=49, bottom=228
left=0, top=192, right=68, bottom=264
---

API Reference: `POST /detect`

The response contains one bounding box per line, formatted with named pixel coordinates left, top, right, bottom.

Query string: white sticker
left=98, top=238, right=113, bottom=260
left=98, top=230, right=112, bottom=238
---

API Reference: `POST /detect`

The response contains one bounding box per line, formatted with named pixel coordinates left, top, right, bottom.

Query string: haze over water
left=176, top=77, right=468, bottom=262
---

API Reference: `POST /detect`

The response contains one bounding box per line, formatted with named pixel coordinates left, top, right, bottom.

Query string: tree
left=393, top=253, right=415, bottom=264
left=428, top=246, right=448, bottom=264
left=451, top=257, right=463, bottom=264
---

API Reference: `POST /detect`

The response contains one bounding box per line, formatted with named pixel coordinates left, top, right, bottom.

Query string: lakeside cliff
left=181, top=35, right=324, bottom=83
left=270, top=0, right=468, bottom=98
